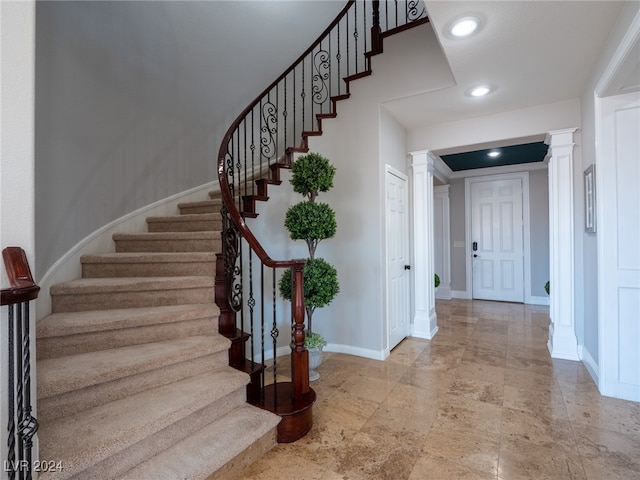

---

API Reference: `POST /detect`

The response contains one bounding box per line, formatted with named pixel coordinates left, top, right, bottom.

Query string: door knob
left=473, top=254, right=479, bottom=258
left=404, top=265, right=411, bottom=270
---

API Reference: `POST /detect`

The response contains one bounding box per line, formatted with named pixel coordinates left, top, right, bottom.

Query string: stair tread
left=113, top=231, right=219, bottom=239
left=81, top=252, right=216, bottom=263
left=146, top=213, right=220, bottom=222
left=38, top=335, right=230, bottom=398
left=177, top=199, right=222, bottom=208
left=37, top=304, right=219, bottom=338
left=50, top=276, right=215, bottom=295
left=118, top=404, right=279, bottom=480
left=38, top=369, right=250, bottom=479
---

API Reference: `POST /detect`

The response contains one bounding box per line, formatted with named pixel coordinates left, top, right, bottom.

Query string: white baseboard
left=451, top=290, right=471, bottom=299
left=435, top=285, right=452, bottom=300
left=260, top=343, right=387, bottom=363
left=578, top=345, right=599, bottom=385
left=36, top=181, right=218, bottom=320
left=526, top=295, right=550, bottom=306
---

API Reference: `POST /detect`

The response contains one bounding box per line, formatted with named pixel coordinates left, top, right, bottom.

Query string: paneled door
left=471, top=178, right=524, bottom=302
left=598, top=92, right=640, bottom=401
left=386, top=167, right=410, bottom=350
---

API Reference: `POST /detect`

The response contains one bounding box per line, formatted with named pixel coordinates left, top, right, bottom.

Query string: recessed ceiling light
left=468, top=85, right=492, bottom=97
left=449, top=17, right=479, bottom=37
left=487, top=150, right=501, bottom=158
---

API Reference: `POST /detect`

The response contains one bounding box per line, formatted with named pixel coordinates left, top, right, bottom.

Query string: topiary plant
left=434, top=273, right=441, bottom=288
left=279, top=152, right=339, bottom=346
left=278, top=258, right=339, bottom=335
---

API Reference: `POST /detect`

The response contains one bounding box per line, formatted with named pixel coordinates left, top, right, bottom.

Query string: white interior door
left=471, top=178, right=524, bottom=302
left=386, top=167, right=410, bottom=350
left=598, top=92, right=640, bottom=401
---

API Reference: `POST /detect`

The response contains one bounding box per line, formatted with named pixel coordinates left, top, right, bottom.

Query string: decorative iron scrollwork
left=407, top=0, right=426, bottom=21
left=260, top=101, right=277, bottom=160
left=312, top=50, right=330, bottom=105
left=221, top=205, right=243, bottom=312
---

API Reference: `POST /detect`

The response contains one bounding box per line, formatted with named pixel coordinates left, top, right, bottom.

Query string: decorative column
left=433, top=185, right=451, bottom=300
left=545, top=128, right=579, bottom=360
left=410, top=152, right=438, bottom=339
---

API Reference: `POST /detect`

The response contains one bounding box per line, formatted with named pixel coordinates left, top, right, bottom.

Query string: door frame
left=384, top=165, right=411, bottom=351
left=464, top=172, right=531, bottom=303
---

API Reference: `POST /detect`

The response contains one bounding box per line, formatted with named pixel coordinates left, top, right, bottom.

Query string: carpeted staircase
left=36, top=191, right=281, bottom=480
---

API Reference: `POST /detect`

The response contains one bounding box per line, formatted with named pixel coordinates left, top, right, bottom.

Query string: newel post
left=371, top=0, right=382, bottom=53
left=291, top=265, right=310, bottom=399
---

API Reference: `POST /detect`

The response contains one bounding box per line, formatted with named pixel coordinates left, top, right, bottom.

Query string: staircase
left=35, top=190, right=280, bottom=480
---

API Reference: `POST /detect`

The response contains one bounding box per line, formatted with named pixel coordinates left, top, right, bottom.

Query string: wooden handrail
left=216, top=0, right=356, bottom=269
left=1, top=247, right=40, bottom=306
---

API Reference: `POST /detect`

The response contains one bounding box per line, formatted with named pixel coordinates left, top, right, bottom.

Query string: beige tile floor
left=235, top=299, right=640, bottom=480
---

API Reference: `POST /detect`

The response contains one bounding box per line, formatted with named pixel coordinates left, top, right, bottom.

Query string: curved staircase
left=28, top=2, right=430, bottom=478
left=36, top=190, right=280, bottom=480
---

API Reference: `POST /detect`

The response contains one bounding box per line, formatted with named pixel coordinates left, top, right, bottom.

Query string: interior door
left=386, top=167, right=410, bottom=350
left=599, top=92, right=640, bottom=401
left=471, top=178, right=524, bottom=302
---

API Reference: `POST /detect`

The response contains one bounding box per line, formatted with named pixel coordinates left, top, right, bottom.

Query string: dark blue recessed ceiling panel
left=439, top=142, right=549, bottom=172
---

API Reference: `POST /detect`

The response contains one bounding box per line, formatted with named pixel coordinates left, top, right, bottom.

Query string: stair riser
left=208, top=428, right=277, bottom=480
left=37, top=318, right=216, bottom=360
left=114, top=238, right=221, bottom=253
left=50, top=388, right=247, bottom=480
left=178, top=205, right=221, bottom=215
left=38, top=351, right=229, bottom=424
left=147, top=219, right=222, bottom=233
left=82, top=260, right=215, bottom=278
left=51, top=286, right=215, bottom=313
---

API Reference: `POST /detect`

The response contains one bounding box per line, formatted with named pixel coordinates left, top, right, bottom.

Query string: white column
left=545, top=128, right=579, bottom=360
left=411, top=152, right=437, bottom=339
left=434, top=185, right=451, bottom=300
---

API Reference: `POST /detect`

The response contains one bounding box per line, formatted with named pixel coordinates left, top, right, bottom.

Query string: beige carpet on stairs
left=36, top=189, right=280, bottom=480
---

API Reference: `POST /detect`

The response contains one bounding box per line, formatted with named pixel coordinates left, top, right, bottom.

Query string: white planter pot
left=307, top=345, right=325, bottom=382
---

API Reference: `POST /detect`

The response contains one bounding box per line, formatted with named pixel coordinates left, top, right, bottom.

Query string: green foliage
left=434, top=273, right=441, bottom=288
left=544, top=281, right=550, bottom=295
left=305, top=331, right=327, bottom=349
left=284, top=201, right=336, bottom=246
left=290, top=152, right=336, bottom=201
left=279, top=258, right=340, bottom=312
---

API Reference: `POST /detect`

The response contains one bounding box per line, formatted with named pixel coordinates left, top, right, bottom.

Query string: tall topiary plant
left=279, top=152, right=339, bottom=345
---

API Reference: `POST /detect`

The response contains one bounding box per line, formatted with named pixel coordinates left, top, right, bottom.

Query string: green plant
left=279, top=152, right=339, bottom=344
left=303, top=331, right=328, bottom=349
left=289, top=152, right=336, bottom=202
left=544, top=281, right=550, bottom=295
left=434, top=273, right=441, bottom=288
left=284, top=201, right=336, bottom=258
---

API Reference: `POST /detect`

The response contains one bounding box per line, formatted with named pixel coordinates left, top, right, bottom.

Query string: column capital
left=545, top=128, right=578, bottom=147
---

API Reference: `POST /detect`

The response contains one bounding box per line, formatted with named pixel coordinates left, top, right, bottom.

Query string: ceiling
left=48, top=1, right=637, bottom=170
left=382, top=0, right=635, bottom=167
left=440, top=142, right=549, bottom=172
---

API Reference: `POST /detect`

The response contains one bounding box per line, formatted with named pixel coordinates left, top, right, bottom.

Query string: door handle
left=404, top=265, right=411, bottom=270
left=473, top=254, right=479, bottom=258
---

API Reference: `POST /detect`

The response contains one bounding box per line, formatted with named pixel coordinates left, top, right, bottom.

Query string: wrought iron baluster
left=7, top=304, right=16, bottom=480
left=271, top=268, right=278, bottom=407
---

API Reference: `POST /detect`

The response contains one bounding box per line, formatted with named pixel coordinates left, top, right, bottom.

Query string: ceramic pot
left=308, top=345, right=324, bottom=381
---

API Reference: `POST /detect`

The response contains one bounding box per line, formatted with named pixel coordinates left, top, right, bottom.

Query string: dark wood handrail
left=216, top=0, right=356, bottom=269
left=1, top=247, right=40, bottom=306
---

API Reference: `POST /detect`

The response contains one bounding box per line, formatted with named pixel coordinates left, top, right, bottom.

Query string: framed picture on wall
left=584, top=164, right=596, bottom=233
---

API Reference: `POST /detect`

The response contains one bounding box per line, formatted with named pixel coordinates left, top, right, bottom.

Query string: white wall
left=579, top=0, right=640, bottom=373
left=1, top=0, right=37, bottom=472
left=33, top=1, right=344, bottom=282
left=252, top=24, right=454, bottom=359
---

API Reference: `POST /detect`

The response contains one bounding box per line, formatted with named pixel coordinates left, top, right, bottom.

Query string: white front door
left=386, top=167, right=410, bottom=350
left=471, top=178, right=524, bottom=302
left=598, top=92, right=640, bottom=402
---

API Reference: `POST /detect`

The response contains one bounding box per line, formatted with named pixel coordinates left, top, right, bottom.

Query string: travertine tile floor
left=235, top=299, right=640, bottom=480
